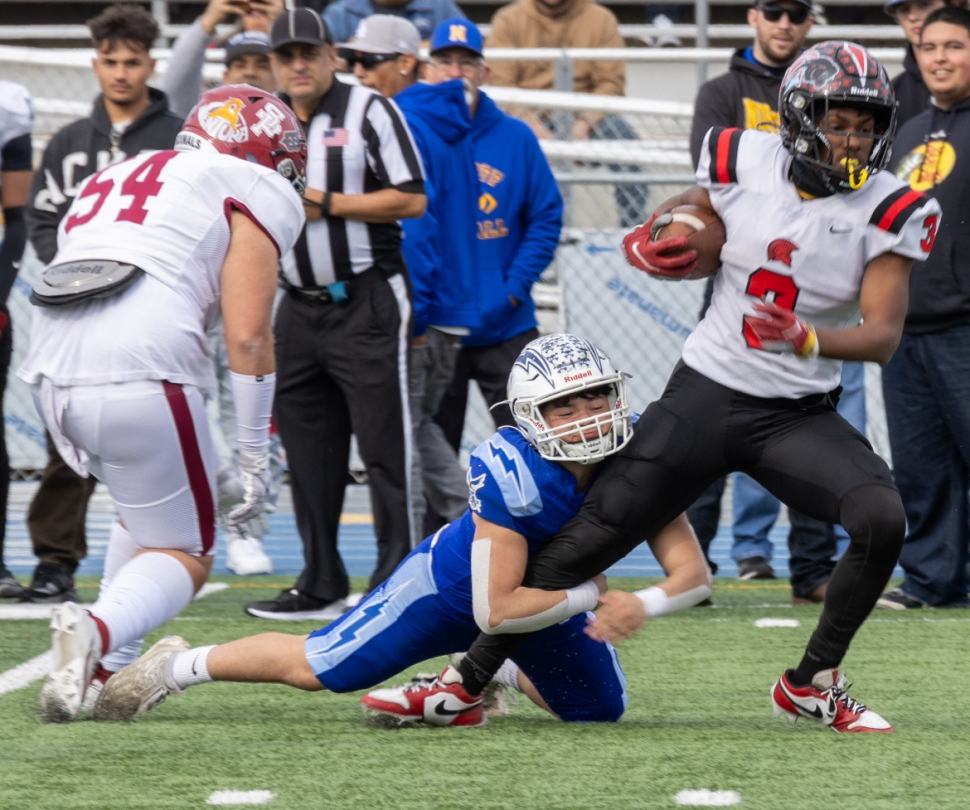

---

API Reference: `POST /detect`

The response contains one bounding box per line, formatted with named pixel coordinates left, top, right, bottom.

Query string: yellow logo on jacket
left=743, top=98, right=780, bottom=134
left=895, top=140, right=956, bottom=191
left=479, top=193, right=498, bottom=214
left=477, top=162, right=504, bottom=188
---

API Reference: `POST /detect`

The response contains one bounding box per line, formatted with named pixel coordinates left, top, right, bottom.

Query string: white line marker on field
left=0, top=584, right=229, bottom=696
left=674, top=789, right=742, bottom=806
left=194, top=582, right=229, bottom=600
left=0, top=652, right=52, bottom=697
left=754, top=618, right=801, bottom=628
left=206, top=790, right=275, bottom=805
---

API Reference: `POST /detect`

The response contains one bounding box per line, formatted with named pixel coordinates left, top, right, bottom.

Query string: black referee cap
left=270, top=7, right=333, bottom=50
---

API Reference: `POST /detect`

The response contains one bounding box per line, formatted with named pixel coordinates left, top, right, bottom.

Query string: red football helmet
left=176, top=84, right=307, bottom=195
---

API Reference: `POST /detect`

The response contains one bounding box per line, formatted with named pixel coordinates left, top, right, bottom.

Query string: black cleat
left=18, top=563, right=81, bottom=604
left=244, top=588, right=348, bottom=621
left=737, top=556, right=776, bottom=580
left=0, top=566, right=25, bottom=599
left=875, top=587, right=924, bottom=611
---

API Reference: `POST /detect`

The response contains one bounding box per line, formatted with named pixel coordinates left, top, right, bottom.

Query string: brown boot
left=792, top=582, right=827, bottom=605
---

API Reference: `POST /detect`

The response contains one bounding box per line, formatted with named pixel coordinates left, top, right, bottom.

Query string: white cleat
left=39, top=603, right=102, bottom=724
left=226, top=530, right=273, bottom=576
left=93, top=636, right=190, bottom=722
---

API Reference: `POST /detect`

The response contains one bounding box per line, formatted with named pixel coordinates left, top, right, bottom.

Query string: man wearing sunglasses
left=686, top=0, right=863, bottom=607
left=339, top=15, right=482, bottom=541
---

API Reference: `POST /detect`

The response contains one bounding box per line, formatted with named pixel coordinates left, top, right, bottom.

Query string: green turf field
left=1, top=575, right=967, bottom=810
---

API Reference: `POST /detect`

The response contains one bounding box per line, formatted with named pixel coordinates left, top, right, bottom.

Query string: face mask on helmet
left=503, top=334, right=634, bottom=465
left=780, top=41, right=897, bottom=196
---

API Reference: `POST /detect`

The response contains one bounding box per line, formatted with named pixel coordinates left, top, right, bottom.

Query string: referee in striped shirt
left=246, top=8, right=427, bottom=620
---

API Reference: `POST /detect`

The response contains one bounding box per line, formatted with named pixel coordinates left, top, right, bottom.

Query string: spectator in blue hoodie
left=426, top=19, right=564, bottom=453
left=321, top=0, right=464, bottom=45
left=342, top=15, right=482, bottom=540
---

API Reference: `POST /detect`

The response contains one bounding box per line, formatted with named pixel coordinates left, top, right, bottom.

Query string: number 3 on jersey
left=65, top=152, right=177, bottom=234
left=743, top=269, right=800, bottom=350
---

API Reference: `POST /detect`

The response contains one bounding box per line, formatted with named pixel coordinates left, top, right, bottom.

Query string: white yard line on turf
left=674, top=789, right=742, bottom=806
left=754, top=618, right=801, bottom=628
left=206, top=791, right=275, bottom=805
left=0, top=583, right=231, bottom=696
left=0, top=652, right=53, bottom=697
left=195, top=582, right=229, bottom=600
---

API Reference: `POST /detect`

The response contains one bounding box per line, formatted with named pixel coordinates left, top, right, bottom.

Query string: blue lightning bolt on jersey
left=429, top=426, right=591, bottom=620
left=303, top=425, right=627, bottom=722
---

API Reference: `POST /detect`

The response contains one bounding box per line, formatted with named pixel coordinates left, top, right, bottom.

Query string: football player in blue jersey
left=93, top=334, right=712, bottom=726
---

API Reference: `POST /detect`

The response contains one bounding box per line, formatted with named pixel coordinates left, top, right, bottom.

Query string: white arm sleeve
left=470, top=539, right=600, bottom=635
left=635, top=583, right=713, bottom=618
left=230, top=371, right=275, bottom=462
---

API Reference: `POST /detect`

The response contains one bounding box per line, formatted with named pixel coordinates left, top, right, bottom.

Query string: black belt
left=281, top=266, right=399, bottom=306
left=280, top=277, right=352, bottom=305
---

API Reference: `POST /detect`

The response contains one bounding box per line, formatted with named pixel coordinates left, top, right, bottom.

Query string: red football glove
left=746, top=302, right=819, bottom=358
left=621, top=214, right=698, bottom=281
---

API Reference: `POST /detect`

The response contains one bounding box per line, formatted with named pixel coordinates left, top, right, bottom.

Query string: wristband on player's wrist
left=230, top=371, right=276, bottom=458
left=797, top=324, right=820, bottom=359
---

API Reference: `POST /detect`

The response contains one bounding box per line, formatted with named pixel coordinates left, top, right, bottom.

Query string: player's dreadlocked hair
left=88, top=4, right=159, bottom=53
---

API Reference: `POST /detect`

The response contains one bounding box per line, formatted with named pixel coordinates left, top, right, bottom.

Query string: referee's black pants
left=274, top=270, right=414, bottom=602
left=463, top=362, right=906, bottom=683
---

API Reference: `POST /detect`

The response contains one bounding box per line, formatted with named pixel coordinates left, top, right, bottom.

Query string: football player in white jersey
left=18, top=85, right=307, bottom=723
left=429, top=41, right=941, bottom=734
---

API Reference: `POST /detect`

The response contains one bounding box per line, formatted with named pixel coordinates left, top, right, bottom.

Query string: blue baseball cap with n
left=430, top=18, right=483, bottom=57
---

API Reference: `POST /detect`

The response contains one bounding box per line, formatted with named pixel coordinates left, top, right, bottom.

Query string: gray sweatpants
left=409, top=327, right=468, bottom=546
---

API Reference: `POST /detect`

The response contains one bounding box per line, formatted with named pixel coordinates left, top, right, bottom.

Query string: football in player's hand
left=653, top=204, right=726, bottom=279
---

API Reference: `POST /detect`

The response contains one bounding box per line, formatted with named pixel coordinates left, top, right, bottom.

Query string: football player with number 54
left=18, top=85, right=307, bottom=723
left=428, top=41, right=942, bottom=735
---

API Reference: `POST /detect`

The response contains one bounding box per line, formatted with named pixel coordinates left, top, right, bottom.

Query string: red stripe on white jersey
left=162, top=382, right=216, bottom=556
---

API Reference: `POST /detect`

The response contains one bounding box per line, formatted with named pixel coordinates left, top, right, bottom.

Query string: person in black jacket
left=686, top=0, right=857, bottom=604
left=688, top=0, right=814, bottom=166
left=879, top=6, right=970, bottom=609
left=882, top=0, right=968, bottom=126
left=22, top=4, right=183, bottom=604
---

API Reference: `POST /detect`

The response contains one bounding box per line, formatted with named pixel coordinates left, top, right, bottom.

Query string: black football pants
left=462, top=362, right=905, bottom=684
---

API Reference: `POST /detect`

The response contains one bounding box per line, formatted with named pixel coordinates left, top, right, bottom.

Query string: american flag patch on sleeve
left=323, top=128, right=349, bottom=147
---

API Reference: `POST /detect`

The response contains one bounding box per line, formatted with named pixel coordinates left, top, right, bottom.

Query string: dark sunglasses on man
left=338, top=49, right=400, bottom=69
left=761, top=5, right=811, bottom=23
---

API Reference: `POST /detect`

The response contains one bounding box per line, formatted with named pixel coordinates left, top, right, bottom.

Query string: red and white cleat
left=361, top=667, right=485, bottom=728
left=771, top=669, right=893, bottom=733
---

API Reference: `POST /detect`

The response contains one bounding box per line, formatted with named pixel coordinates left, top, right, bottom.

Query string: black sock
left=457, top=633, right=529, bottom=697
left=791, top=648, right=838, bottom=688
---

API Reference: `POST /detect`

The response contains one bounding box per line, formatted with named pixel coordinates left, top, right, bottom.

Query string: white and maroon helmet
left=175, top=84, right=307, bottom=195
left=505, top=333, right=632, bottom=465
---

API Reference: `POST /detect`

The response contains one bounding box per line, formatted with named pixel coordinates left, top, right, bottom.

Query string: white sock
left=493, top=659, right=522, bottom=692
left=89, top=552, right=194, bottom=654
left=166, top=646, right=216, bottom=691
left=97, top=522, right=145, bottom=671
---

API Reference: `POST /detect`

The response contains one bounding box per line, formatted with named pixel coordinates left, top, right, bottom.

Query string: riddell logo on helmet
left=563, top=370, right=593, bottom=382
left=199, top=98, right=249, bottom=143
left=767, top=239, right=798, bottom=267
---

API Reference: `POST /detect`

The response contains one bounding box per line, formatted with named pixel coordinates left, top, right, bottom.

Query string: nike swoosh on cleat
left=800, top=705, right=824, bottom=719
left=433, top=701, right=480, bottom=717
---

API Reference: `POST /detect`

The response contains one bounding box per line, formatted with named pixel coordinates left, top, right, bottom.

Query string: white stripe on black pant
left=273, top=268, right=414, bottom=601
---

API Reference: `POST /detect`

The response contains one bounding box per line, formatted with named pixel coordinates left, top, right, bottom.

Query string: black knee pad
left=838, top=485, right=906, bottom=563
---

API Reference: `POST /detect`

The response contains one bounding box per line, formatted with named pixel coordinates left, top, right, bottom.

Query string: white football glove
left=226, top=452, right=271, bottom=530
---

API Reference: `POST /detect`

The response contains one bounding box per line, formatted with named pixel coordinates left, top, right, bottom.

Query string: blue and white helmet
left=504, top=333, right=632, bottom=465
